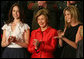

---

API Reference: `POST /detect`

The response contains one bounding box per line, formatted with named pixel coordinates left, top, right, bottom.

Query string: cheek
left=17, top=12, right=20, bottom=16
left=43, top=20, right=47, bottom=25
left=37, top=20, right=40, bottom=25
left=65, top=16, right=67, bottom=20
left=12, top=11, right=14, bottom=15
left=65, top=15, right=71, bottom=19
left=65, top=16, right=66, bottom=18
left=12, top=12, right=15, bottom=18
left=68, top=15, right=71, bottom=19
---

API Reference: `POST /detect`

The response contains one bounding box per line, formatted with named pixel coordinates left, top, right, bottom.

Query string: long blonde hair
left=63, top=5, right=80, bottom=28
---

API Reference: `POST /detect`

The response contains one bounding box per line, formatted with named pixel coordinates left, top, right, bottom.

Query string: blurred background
left=0, top=1, right=83, bottom=58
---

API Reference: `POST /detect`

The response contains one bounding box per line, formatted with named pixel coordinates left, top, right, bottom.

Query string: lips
left=39, top=23, right=44, bottom=25
left=14, top=15, right=19, bottom=18
left=67, top=19, right=71, bottom=23
left=14, top=15, right=18, bottom=17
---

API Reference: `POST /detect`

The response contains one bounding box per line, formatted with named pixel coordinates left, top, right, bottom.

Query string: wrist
left=35, top=46, right=38, bottom=50
left=6, top=41, right=11, bottom=46
left=60, top=35, right=65, bottom=39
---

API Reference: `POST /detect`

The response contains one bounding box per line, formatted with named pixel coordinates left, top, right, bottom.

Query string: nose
left=15, top=11, right=17, bottom=14
left=38, top=19, right=43, bottom=24
left=39, top=20, right=42, bottom=23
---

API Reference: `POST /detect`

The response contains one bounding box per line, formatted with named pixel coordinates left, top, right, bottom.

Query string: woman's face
left=64, top=10, right=72, bottom=23
left=37, top=15, right=48, bottom=28
left=12, top=6, right=20, bottom=19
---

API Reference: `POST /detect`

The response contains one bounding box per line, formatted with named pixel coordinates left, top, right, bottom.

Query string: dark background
left=0, top=1, right=83, bottom=58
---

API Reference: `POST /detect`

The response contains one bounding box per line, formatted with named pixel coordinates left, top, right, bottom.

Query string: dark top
left=76, top=39, right=83, bottom=58
left=61, top=24, right=82, bottom=58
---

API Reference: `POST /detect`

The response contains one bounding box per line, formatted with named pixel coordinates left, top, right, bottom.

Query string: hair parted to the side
left=35, top=9, right=49, bottom=22
left=63, top=5, right=80, bottom=28
left=6, top=2, right=25, bottom=25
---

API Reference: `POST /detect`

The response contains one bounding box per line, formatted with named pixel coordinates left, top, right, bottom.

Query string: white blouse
left=2, top=22, right=30, bottom=48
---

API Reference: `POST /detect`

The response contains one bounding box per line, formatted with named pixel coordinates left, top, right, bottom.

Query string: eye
left=13, top=10, right=15, bottom=12
left=41, top=18, right=44, bottom=20
left=64, top=14, right=66, bottom=16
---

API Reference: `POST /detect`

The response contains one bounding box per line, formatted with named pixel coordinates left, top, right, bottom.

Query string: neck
left=71, top=19, right=79, bottom=26
left=13, top=19, right=20, bottom=24
left=41, top=25, right=48, bottom=32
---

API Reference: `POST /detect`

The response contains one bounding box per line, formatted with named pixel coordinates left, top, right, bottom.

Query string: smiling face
left=37, top=15, right=48, bottom=28
left=64, top=10, right=72, bottom=23
left=12, top=6, right=20, bottom=19
left=63, top=5, right=80, bottom=28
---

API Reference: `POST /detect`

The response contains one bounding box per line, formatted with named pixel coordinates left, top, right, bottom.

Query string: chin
left=39, top=24, right=47, bottom=28
left=40, top=26, right=44, bottom=28
left=40, top=26, right=46, bottom=28
left=67, top=21, right=70, bottom=23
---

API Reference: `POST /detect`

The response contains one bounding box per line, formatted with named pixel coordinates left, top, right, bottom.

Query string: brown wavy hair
left=6, top=2, right=25, bottom=24
left=35, top=9, right=49, bottom=23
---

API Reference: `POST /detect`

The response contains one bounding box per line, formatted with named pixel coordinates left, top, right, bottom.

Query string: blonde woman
left=55, top=5, right=83, bottom=58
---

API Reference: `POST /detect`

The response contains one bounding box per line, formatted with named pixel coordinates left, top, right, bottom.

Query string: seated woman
left=28, top=9, right=58, bottom=58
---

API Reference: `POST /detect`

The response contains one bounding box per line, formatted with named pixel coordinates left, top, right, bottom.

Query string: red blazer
left=28, top=26, right=58, bottom=58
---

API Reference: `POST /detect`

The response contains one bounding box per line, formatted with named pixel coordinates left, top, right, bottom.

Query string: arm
left=15, top=29, right=30, bottom=48
left=76, top=41, right=80, bottom=58
left=62, top=37, right=77, bottom=49
left=28, top=31, right=36, bottom=53
left=1, top=30, right=9, bottom=47
left=59, top=39, right=63, bottom=47
left=58, top=27, right=66, bottom=47
left=75, top=25, right=83, bottom=43
left=61, top=25, right=83, bottom=49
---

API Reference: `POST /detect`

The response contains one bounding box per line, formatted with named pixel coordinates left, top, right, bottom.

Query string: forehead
left=38, top=15, right=46, bottom=18
left=65, top=10, right=71, bottom=14
left=12, top=6, right=19, bottom=10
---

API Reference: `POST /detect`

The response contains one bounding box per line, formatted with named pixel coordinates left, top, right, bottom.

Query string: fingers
left=33, top=39, right=39, bottom=46
left=33, top=40, right=36, bottom=46
left=33, top=41, right=35, bottom=45
left=34, top=39, right=38, bottom=42
left=57, top=30, right=62, bottom=33
left=54, top=35, right=63, bottom=39
left=34, top=39, right=39, bottom=44
left=54, top=36, right=59, bottom=39
left=8, top=36, right=16, bottom=43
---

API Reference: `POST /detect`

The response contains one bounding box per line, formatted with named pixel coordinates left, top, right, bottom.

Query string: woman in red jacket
left=28, top=9, right=58, bottom=58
